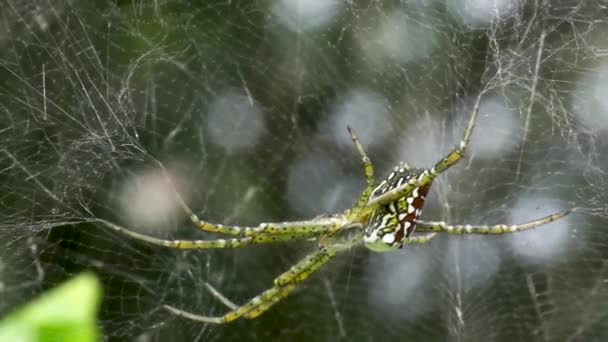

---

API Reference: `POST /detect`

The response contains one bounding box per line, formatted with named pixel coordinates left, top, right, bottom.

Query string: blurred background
left=1, top=0, right=607, bottom=340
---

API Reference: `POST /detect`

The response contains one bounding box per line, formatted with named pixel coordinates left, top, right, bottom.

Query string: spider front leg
left=175, top=192, right=344, bottom=238
left=347, top=126, right=375, bottom=211
left=156, top=162, right=343, bottom=237
left=366, top=102, right=480, bottom=210
left=415, top=209, right=571, bottom=235
left=98, top=218, right=341, bottom=249
left=102, top=165, right=352, bottom=248
left=164, top=238, right=358, bottom=323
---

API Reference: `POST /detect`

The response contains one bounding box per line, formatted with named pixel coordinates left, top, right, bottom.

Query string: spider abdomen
left=363, top=166, right=431, bottom=251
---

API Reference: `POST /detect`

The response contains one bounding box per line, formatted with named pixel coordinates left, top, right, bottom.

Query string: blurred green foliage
left=0, top=273, right=101, bottom=342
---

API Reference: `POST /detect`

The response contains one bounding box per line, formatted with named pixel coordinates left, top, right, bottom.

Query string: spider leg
left=347, top=126, right=375, bottom=211
left=415, top=209, right=571, bottom=234
left=365, top=103, right=480, bottom=210
left=157, top=163, right=345, bottom=237
left=165, top=285, right=297, bottom=324
left=164, top=236, right=360, bottom=323
left=404, top=233, right=437, bottom=244
left=203, top=282, right=238, bottom=310
left=98, top=219, right=338, bottom=249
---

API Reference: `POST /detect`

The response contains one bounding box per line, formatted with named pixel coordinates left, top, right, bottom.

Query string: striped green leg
left=164, top=285, right=298, bottom=324
left=160, top=162, right=344, bottom=237
left=366, top=105, right=480, bottom=210
left=164, top=233, right=437, bottom=324
left=404, top=233, right=437, bottom=244
left=347, top=126, right=375, bottom=211
left=164, top=238, right=359, bottom=323
left=98, top=219, right=336, bottom=249
left=415, top=209, right=571, bottom=234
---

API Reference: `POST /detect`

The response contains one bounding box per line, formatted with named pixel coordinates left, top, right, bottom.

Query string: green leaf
left=0, top=272, right=102, bottom=342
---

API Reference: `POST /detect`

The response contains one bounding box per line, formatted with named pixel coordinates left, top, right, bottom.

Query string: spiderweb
left=1, top=1, right=607, bottom=340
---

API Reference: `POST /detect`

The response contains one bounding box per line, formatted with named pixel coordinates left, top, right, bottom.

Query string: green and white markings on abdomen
left=363, top=165, right=432, bottom=252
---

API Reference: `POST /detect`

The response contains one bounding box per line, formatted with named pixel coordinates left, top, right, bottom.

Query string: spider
left=100, top=100, right=571, bottom=324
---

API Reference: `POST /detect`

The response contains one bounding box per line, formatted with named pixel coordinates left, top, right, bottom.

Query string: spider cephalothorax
left=99, top=100, right=571, bottom=324
left=364, top=165, right=431, bottom=251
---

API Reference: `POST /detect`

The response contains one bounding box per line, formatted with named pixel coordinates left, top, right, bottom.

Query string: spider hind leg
left=163, top=241, right=355, bottom=323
